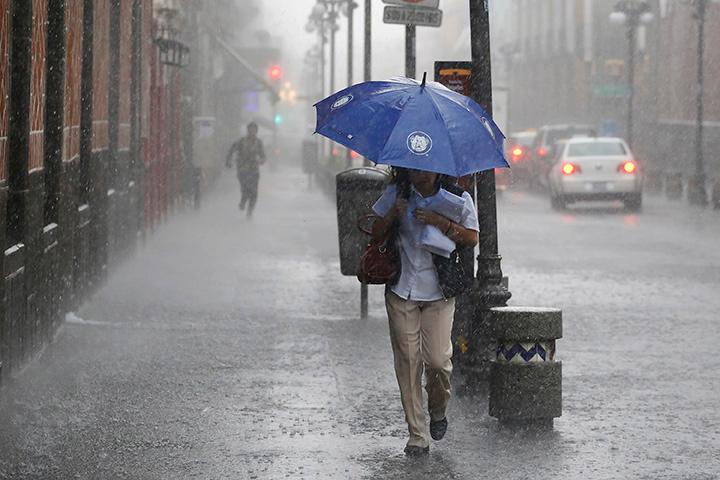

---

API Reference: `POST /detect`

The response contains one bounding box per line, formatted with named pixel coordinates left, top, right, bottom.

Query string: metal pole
left=690, top=0, right=708, bottom=205
left=405, top=24, right=416, bottom=79
left=330, top=7, right=337, bottom=94
left=469, top=0, right=511, bottom=308
left=362, top=0, right=372, bottom=167
left=346, top=1, right=354, bottom=168
left=347, top=1, right=354, bottom=86
left=626, top=20, right=636, bottom=148
left=364, top=0, right=371, bottom=82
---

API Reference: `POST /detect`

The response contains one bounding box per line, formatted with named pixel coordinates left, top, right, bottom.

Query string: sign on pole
left=383, top=6, right=443, bottom=27
left=382, top=0, right=440, bottom=8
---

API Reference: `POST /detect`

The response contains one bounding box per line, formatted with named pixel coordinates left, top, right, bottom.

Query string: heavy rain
left=0, top=0, right=719, bottom=478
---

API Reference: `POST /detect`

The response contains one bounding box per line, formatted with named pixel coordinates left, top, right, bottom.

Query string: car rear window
left=509, top=135, right=534, bottom=147
left=545, top=127, right=594, bottom=146
left=567, top=142, right=627, bottom=156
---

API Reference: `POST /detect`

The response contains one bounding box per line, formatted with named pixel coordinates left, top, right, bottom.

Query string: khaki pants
left=385, top=291, right=455, bottom=448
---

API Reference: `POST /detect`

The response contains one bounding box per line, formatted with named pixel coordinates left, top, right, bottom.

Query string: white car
left=547, top=137, right=642, bottom=211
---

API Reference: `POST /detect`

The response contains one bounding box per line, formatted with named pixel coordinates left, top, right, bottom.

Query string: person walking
left=226, top=122, right=266, bottom=217
left=371, top=167, right=479, bottom=456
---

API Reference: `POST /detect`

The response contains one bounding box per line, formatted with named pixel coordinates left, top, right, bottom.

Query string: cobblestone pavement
left=1, top=164, right=719, bottom=479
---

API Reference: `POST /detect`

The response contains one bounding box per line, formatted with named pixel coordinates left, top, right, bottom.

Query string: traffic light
left=274, top=113, right=284, bottom=126
left=268, top=65, right=283, bottom=81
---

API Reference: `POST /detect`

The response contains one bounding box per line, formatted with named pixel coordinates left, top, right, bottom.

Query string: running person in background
left=226, top=122, right=266, bottom=217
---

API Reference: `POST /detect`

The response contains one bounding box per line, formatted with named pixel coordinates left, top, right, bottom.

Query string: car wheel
left=624, top=193, right=642, bottom=212
left=550, top=192, right=566, bottom=210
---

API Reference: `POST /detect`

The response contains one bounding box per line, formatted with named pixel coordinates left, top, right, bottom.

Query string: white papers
left=420, top=225, right=455, bottom=258
left=418, top=189, right=465, bottom=258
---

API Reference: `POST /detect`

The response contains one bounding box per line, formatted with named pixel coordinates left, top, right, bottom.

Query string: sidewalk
left=1, top=165, right=719, bottom=479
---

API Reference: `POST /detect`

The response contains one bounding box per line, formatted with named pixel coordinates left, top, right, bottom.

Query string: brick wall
left=0, top=0, right=9, bottom=181
left=93, top=0, right=110, bottom=152
left=29, top=0, right=47, bottom=171
left=64, top=0, right=84, bottom=164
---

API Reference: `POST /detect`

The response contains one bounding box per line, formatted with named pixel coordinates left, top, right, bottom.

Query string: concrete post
left=488, top=307, right=562, bottom=427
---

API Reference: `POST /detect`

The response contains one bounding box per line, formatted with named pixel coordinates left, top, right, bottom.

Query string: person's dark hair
left=389, top=167, right=411, bottom=199
left=390, top=167, right=458, bottom=198
left=247, top=121, right=258, bottom=131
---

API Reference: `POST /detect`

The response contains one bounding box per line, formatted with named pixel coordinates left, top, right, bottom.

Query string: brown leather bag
left=356, top=214, right=400, bottom=285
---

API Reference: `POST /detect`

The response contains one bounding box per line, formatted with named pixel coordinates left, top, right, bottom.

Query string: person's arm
left=412, top=208, right=478, bottom=248
left=226, top=141, right=238, bottom=168
left=371, top=198, right=407, bottom=241
left=258, top=139, right=266, bottom=164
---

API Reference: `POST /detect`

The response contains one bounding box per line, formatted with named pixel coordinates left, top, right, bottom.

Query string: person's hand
left=413, top=208, right=446, bottom=229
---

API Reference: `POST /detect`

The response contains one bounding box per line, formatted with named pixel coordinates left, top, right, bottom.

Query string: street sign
left=383, top=5, right=443, bottom=27
left=435, top=61, right=472, bottom=95
left=593, top=83, right=629, bottom=98
left=382, top=0, right=440, bottom=8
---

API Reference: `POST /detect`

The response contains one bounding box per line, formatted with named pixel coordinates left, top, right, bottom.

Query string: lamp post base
left=454, top=255, right=512, bottom=383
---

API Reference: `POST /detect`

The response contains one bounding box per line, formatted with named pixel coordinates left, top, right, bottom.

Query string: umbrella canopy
left=314, top=76, right=509, bottom=177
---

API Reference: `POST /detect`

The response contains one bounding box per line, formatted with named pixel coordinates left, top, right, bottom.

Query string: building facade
left=505, top=0, right=720, bottom=179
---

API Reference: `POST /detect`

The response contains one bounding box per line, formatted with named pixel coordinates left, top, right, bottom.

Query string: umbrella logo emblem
left=407, top=131, right=433, bottom=155
left=331, top=94, right=353, bottom=110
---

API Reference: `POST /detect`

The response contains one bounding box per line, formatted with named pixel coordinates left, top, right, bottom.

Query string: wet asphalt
left=1, top=163, right=719, bottom=479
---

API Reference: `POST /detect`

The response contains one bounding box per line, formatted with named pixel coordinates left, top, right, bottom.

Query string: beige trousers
left=385, top=291, right=455, bottom=448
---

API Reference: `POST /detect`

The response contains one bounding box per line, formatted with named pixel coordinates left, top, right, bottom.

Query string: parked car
left=529, top=124, right=596, bottom=187
left=547, top=137, right=642, bottom=211
left=504, top=130, right=537, bottom=184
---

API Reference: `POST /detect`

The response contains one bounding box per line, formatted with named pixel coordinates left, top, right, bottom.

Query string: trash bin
left=336, top=167, right=391, bottom=276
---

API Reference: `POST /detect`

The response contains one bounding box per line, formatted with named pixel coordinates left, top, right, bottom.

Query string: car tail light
left=619, top=161, right=637, bottom=174
left=537, top=147, right=547, bottom=157
left=511, top=147, right=523, bottom=162
left=561, top=162, right=580, bottom=175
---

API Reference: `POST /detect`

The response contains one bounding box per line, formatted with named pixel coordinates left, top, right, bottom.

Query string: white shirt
left=372, top=184, right=479, bottom=301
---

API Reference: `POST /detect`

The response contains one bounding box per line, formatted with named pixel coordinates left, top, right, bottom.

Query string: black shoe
left=430, top=417, right=448, bottom=441
left=404, top=445, right=429, bottom=457
left=239, top=202, right=245, bottom=211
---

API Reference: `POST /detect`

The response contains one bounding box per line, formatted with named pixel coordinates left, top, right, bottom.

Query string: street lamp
left=609, top=0, right=653, bottom=149
left=686, top=0, right=720, bottom=206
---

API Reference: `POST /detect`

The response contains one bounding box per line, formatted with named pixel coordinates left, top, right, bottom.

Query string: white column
left=565, top=0, right=576, bottom=55
left=553, top=0, right=563, bottom=54
left=583, top=0, right=593, bottom=63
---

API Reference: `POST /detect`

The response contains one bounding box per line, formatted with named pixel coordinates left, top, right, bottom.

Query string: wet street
left=1, top=162, right=720, bottom=479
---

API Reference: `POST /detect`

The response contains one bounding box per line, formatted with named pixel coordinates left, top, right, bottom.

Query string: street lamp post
left=687, top=0, right=719, bottom=206
left=344, top=1, right=357, bottom=168
left=609, top=0, right=652, bottom=150
left=468, top=0, right=511, bottom=379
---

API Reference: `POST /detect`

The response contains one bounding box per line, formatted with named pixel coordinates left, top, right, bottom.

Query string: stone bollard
left=711, top=179, right=720, bottom=210
left=488, top=307, right=562, bottom=428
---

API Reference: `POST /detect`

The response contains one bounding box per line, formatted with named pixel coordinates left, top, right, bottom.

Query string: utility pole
left=405, top=24, right=416, bottom=79
left=689, top=0, right=709, bottom=206
left=468, top=0, right=511, bottom=377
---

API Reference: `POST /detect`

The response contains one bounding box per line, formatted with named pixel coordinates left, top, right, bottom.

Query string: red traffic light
left=268, top=65, right=283, bottom=80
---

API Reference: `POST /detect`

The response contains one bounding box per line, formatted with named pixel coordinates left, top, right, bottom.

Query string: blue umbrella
left=314, top=75, right=509, bottom=177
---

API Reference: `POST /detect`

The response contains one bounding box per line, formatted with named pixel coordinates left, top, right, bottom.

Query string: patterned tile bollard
left=488, top=307, right=562, bottom=428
